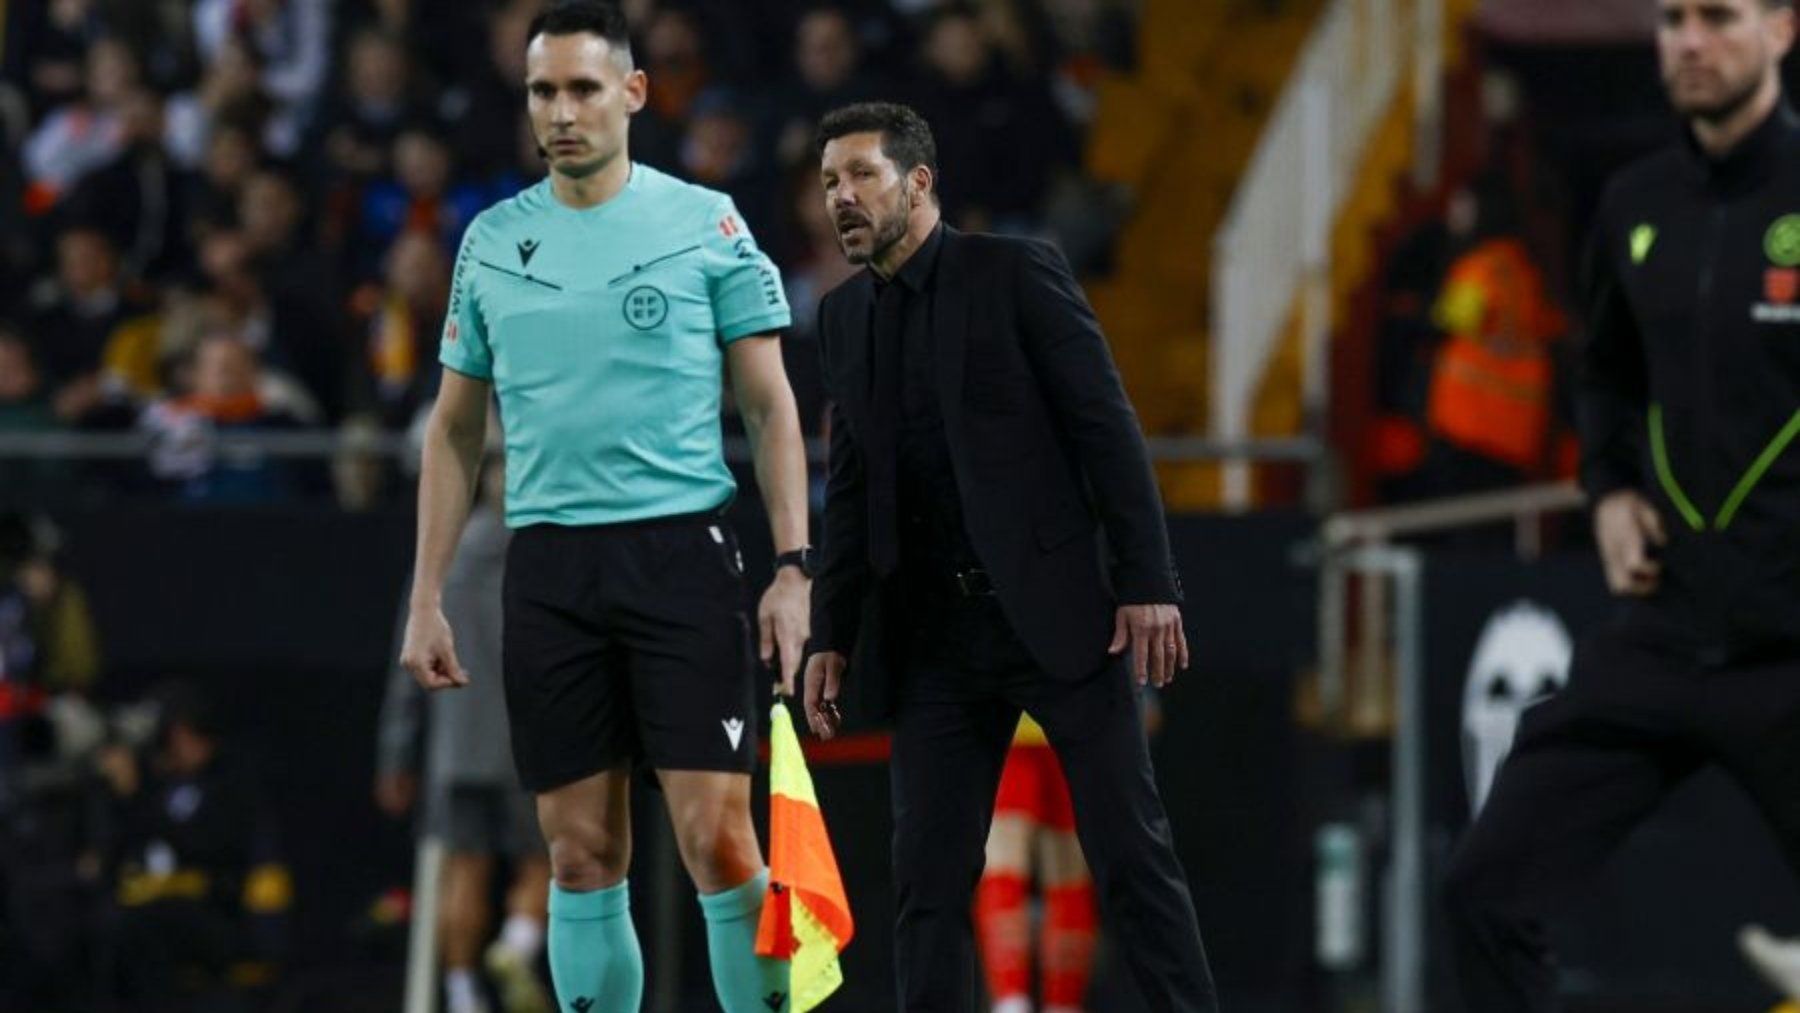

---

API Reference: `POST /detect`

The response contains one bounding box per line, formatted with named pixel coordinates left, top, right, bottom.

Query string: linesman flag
left=756, top=701, right=854, bottom=1010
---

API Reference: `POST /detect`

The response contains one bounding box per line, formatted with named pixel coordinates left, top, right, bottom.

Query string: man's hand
left=803, top=651, right=847, bottom=739
left=1109, top=603, right=1189, bottom=688
left=374, top=770, right=418, bottom=818
left=400, top=606, right=470, bottom=690
left=760, top=568, right=811, bottom=697
left=1594, top=489, right=1666, bottom=596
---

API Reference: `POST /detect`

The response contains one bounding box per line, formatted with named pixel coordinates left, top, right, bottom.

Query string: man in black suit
left=801, top=102, right=1217, bottom=1013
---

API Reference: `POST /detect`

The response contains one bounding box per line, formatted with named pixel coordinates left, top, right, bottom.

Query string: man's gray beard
left=854, top=213, right=909, bottom=266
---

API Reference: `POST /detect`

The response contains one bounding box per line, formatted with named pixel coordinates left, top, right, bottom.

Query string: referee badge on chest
left=623, top=285, right=669, bottom=330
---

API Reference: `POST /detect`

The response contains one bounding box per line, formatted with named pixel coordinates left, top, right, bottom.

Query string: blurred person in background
left=62, top=86, right=191, bottom=282
left=312, top=25, right=432, bottom=268
left=0, top=511, right=100, bottom=717
left=6, top=515, right=100, bottom=704
left=356, top=228, right=449, bottom=428
left=22, top=35, right=140, bottom=213
left=1036, top=0, right=1138, bottom=122
left=0, top=513, right=50, bottom=806
left=400, top=4, right=809, bottom=1010
left=191, top=0, right=331, bottom=157
left=438, top=0, right=539, bottom=182
left=25, top=224, right=152, bottom=428
left=1442, top=2, right=1800, bottom=1010
left=680, top=89, right=781, bottom=249
left=163, top=36, right=269, bottom=172
left=772, top=5, right=886, bottom=169
left=7, top=0, right=102, bottom=118
left=195, top=227, right=342, bottom=419
left=1417, top=176, right=1571, bottom=497
left=239, top=167, right=342, bottom=326
left=975, top=715, right=1098, bottom=1013
left=98, top=680, right=291, bottom=1012
left=0, top=328, right=68, bottom=510
left=183, top=119, right=264, bottom=242
left=359, top=126, right=487, bottom=276
left=314, top=28, right=428, bottom=183
left=0, top=326, right=59, bottom=438
left=139, top=331, right=309, bottom=504
left=630, top=5, right=715, bottom=169
left=910, top=4, right=1075, bottom=234
left=0, top=509, right=106, bottom=1013
left=378, top=453, right=551, bottom=1013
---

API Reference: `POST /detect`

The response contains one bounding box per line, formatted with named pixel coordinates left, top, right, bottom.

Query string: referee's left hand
left=760, top=568, right=811, bottom=696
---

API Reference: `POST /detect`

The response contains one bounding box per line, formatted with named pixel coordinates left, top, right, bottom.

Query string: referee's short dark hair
left=528, top=0, right=633, bottom=61
left=816, top=102, right=939, bottom=193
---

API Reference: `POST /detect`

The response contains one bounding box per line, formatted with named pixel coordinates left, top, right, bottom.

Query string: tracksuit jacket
left=1581, top=101, right=1800, bottom=664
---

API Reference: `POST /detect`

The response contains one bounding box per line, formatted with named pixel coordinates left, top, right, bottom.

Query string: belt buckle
left=954, top=568, right=995, bottom=596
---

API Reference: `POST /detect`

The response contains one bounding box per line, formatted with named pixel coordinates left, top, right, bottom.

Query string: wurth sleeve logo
left=720, top=215, right=741, bottom=238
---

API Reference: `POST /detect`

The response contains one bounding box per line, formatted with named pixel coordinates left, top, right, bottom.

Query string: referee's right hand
left=401, top=607, right=471, bottom=690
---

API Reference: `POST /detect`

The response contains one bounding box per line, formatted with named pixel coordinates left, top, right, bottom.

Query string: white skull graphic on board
left=1461, top=600, right=1572, bottom=815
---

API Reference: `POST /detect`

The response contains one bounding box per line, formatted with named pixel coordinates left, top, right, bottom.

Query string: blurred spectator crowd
left=0, top=510, right=291, bottom=1012
left=0, top=0, right=1138, bottom=508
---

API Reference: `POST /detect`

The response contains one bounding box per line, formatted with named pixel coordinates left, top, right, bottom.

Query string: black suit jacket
left=812, top=226, right=1181, bottom=717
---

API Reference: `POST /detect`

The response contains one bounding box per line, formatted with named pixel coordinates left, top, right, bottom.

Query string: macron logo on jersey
left=517, top=238, right=540, bottom=268
left=723, top=717, right=745, bottom=751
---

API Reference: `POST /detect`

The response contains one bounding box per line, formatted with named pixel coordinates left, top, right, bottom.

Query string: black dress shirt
left=867, top=224, right=981, bottom=580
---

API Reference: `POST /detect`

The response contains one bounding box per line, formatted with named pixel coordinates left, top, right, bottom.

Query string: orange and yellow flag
left=756, top=702, right=854, bottom=1011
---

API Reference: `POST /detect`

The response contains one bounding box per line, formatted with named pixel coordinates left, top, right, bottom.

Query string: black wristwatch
left=773, top=546, right=815, bottom=578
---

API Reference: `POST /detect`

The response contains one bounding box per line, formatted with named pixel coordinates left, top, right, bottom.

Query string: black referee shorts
left=501, top=511, right=756, bottom=792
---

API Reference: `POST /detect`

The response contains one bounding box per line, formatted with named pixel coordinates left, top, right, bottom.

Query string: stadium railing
left=1315, top=480, right=1584, bottom=1013
left=1211, top=0, right=1449, bottom=510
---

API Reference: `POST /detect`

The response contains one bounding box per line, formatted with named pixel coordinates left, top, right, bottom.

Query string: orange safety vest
left=1426, top=237, right=1567, bottom=472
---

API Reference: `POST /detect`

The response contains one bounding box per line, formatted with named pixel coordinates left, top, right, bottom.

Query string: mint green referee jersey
left=439, top=165, right=791, bottom=527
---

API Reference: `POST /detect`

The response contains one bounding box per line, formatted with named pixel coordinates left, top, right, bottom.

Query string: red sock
left=1041, top=883, right=1097, bottom=1008
left=975, top=873, right=1030, bottom=1001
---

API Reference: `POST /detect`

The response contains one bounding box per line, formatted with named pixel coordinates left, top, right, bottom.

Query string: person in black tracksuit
left=1443, top=2, right=1800, bottom=1009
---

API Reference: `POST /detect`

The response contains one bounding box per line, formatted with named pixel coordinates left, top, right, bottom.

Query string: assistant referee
left=400, top=4, right=810, bottom=1012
